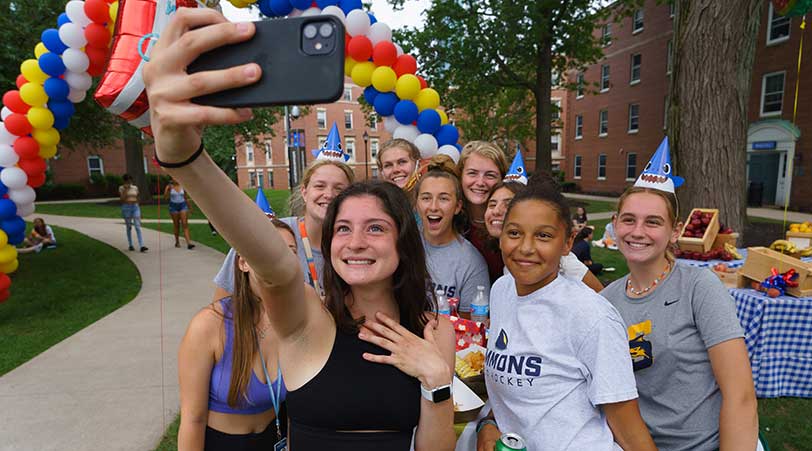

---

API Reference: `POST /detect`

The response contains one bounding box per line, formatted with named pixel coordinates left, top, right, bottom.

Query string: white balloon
left=345, top=9, right=371, bottom=37
left=9, top=186, right=36, bottom=206
left=65, top=71, right=92, bottom=91
left=0, top=107, right=11, bottom=121
left=392, top=125, right=419, bottom=142
left=62, top=48, right=90, bottom=73
left=437, top=144, right=460, bottom=164
left=301, top=7, right=321, bottom=17
left=0, top=124, right=18, bottom=144
left=0, top=145, right=20, bottom=167
left=394, top=43, right=403, bottom=57
left=59, top=23, right=88, bottom=49
left=321, top=5, right=345, bottom=24
left=367, top=22, right=392, bottom=45
left=68, top=88, right=87, bottom=103
left=65, top=0, right=92, bottom=27
left=16, top=202, right=35, bottom=218
left=288, top=8, right=303, bottom=17
left=414, top=134, right=439, bottom=159
left=0, top=167, right=28, bottom=189
left=383, top=115, right=399, bottom=133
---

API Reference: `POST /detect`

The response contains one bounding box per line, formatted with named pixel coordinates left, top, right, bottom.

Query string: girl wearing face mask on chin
left=416, top=156, right=490, bottom=317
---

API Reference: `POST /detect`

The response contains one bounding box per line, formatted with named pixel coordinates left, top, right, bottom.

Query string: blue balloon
left=8, top=231, right=25, bottom=246
left=316, top=0, right=339, bottom=8
left=0, top=200, right=15, bottom=221
left=417, top=109, right=441, bottom=134
left=339, top=0, right=362, bottom=15
left=38, top=53, right=66, bottom=77
left=454, top=143, right=462, bottom=151
left=41, top=28, right=68, bottom=55
left=57, top=12, right=71, bottom=27
left=270, top=0, right=294, bottom=15
left=367, top=12, right=377, bottom=24
left=435, top=124, right=460, bottom=146
left=373, top=92, right=398, bottom=117
left=258, top=0, right=276, bottom=16
left=53, top=115, right=71, bottom=130
left=393, top=100, right=418, bottom=125
left=1, top=216, right=26, bottom=239
left=290, top=0, right=310, bottom=9
left=0, top=181, right=7, bottom=198
left=44, top=77, right=70, bottom=101
left=363, top=86, right=379, bottom=105
left=48, top=100, right=75, bottom=119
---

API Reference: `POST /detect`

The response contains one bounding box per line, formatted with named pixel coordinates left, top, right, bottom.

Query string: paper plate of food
left=455, top=344, right=487, bottom=397
left=453, top=376, right=485, bottom=423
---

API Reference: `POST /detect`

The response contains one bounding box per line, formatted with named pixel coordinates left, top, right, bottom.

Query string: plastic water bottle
left=436, top=289, right=450, bottom=315
left=470, top=285, right=489, bottom=323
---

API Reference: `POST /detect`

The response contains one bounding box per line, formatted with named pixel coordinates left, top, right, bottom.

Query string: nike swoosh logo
left=664, top=299, right=680, bottom=306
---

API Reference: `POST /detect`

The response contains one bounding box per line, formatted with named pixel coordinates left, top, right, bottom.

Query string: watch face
left=432, top=386, right=452, bottom=403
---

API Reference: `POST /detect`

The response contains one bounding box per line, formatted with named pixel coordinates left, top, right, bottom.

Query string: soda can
left=495, top=432, right=527, bottom=451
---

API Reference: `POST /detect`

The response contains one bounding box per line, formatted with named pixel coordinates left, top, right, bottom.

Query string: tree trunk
left=669, top=0, right=761, bottom=238
left=534, top=35, right=554, bottom=173
left=121, top=121, right=150, bottom=202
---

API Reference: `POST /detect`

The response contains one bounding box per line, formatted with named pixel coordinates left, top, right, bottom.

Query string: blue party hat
left=634, top=136, right=684, bottom=193
left=503, top=145, right=527, bottom=185
left=254, top=188, right=275, bottom=217
left=311, top=123, right=350, bottom=162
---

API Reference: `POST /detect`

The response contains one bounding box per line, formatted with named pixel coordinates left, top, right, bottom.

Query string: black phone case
left=188, top=17, right=345, bottom=108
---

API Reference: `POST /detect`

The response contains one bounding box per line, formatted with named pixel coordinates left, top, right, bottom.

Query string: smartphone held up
left=188, top=16, right=345, bottom=108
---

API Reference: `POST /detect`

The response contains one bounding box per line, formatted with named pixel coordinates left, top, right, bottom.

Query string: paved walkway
left=0, top=214, right=226, bottom=451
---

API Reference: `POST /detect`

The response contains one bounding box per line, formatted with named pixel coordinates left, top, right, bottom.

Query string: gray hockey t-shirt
left=213, top=216, right=324, bottom=294
left=601, top=263, right=745, bottom=451
left=423, top=235, right=490, bottom=313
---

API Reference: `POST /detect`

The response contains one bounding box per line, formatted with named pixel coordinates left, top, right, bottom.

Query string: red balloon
left=345, top=33, right=351, bottom=56
left=26, top=171, right=46, bottom=188
left=13, top=137, right=40, bottom=159
left=4, top=114, right=32, bottom=136
left=2, top=91, right=30, bottom=114
left=85, top=23, right=111, bottom=48
left=85, top=46, right=109, bottom=77
left=84, top=0, right=110, bottom=24
left=372, top=42, right=398, bottom=67
left=0, top=273, right=10, bottom=291
left=18, top=157, right=47, bottom=176
left=347, top=36, right=373, bottom=62
left=393, top=54, right=417, bottom=77
left=417, top=75, right=428, bottom=89
left=15, top=75, right=27, bottom=89
left=0, top=289, right=9, bottom=303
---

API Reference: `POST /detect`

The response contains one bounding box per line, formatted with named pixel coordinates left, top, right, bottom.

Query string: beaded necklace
left=627, top=261, right=672, bottom=296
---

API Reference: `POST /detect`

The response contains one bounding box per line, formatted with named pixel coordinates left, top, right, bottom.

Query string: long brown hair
left=320, top=180, right=436, bottom=335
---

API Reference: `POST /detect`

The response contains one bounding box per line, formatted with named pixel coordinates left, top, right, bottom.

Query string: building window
left=575, top=115, right=583, bottom=139
left=343, top=87, right=353, bottom=101
left=317, top=109, right=327, bottom=129
left=767, top=3, right=791, bottom=45
left=267, top=170, right=274, bottom=188
left=601, top=23, right=612, bottom=46
left=551, top=99, right=561, bottom=120
left=245, top=142, right=254, bottom=163
left=344, top=111, right=353, bottom=129
left=345, top=137, right=355, bottom=160
left=598, top=154, right=607, bottom=179
left=628, top=104, right=640, bottom=133
left=370, top=138, right=379, bottom=159
left=248, top=171, right=257, bottom=188
left=600, top=64, right=610, bottom=92
left=633, top=9, right=644, bottom=33
left=551, top=133, right=560, bottom=153
left=599, top=110, right=608, bottom=136
left=576, top=72, right=584, bottom=98
left=369, top=113, right=378, bottom=129
left=667, top=40, right=673, bottom=74
left=630, top=54, right=642, bottom=84
left=626, top=153, right=637, bottom=181
left=264, top=141, right=272, bottom=162
left=87, top=155, right=104, bottom=177
left=761, top=71, right=785, bottom=116
left=257, top=171, right=264, bottom=189
left=574, top=155, right=582, bottom=179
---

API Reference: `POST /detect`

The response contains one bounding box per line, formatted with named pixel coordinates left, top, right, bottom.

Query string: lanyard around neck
left=298, top=218, right=323, bottom=297
left=257, top=339, right=283, bottom=441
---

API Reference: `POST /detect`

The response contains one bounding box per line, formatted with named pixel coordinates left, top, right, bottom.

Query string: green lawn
left=759, top=397, right=812, bottom=450
left=153, top=415, right=181, bottom=451
left=0, top=224, right=141, bottom=376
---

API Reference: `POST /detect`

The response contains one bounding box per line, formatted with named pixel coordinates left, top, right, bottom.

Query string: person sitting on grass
left=572, top=226, right=604, bottom=275
left=18, top=218, right=56, bottom=253
left=594, top=214, right=619, bottom=249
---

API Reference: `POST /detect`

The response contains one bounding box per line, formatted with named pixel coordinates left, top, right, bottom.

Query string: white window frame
left=344, top=110, right=353, bottom=129
left=630, top=54, right=642, bottom=84
left=370, top=138, right=379, bottom=159
left=633, top=9, right=644, bottom=34
left=87, top=155, right=104, bottom=177
left=345, top=137, right=355, bottom=161
left=574, top=155, right=582, bottom=179
left=576, top=72, right=585, bottom=99
left=257, top=171, right=264, bottom=189
left=343, top=87, right=353, bottom=101
left=601, top=23, right=612, bottom=47
left=575, top=115, right=583, bottom=140
left=760, top=71, right=786, bottom=117
left=551, top=133, right=560, bottom=153
left=767, top=3, right=791, bottom=46
left=267, top=169, right=274, bottom=188
left=317, top=109, right=327, bottom=129
left=551, top=99, right=561, bottom=120
left=245, top=142, right=254, bottom=163
left=248, top=170, right=257, bottom=188
left=598, top=154, right=607, bottom=180
left=626, top=152, right=637, bottom=181
left=264, top=141, right=272, bottom=163
left=369, top=112, right=378, bottom=129
left=628, top=103, right=640, bottom=133
left=600, top=64, right=610, bottom=92
left=599, top=110, right=608, bottom=137
left=666, top=40, right=673, bottom=74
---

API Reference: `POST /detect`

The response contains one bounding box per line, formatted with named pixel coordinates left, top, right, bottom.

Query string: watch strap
left=476, top=418, right=498, bottom=433
left=420, top=383, right=452, bottom=403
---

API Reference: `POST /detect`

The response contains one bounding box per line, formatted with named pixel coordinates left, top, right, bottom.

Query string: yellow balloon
left=345, top=57, right=358, bottom=77
left=39, top=144, right=58, bottom=159
left=34, top=43, right=49, bottom=59
left=19, top=82, right=48, bottom=107
left=395, top=74, right=421, bottom=100
left=350, top=62, right=376, bottom=88
left=0, top=230, right=8, bottom=248
left=20, top=59, right=48, bottom=85
left=27, top=107, right=55, bottom=130
left=0, top=245, right=17, bottom=265
left=437, top=109, right=449, bottom=125
left=414, top=88, right=440, bottom=112
left=371, top=66, right=397, bottom=92
left=109, top=0, right=119, bottom=22
left=34, top=128, right=61, bottom=147
left=0, top=258, right=19, bottom=274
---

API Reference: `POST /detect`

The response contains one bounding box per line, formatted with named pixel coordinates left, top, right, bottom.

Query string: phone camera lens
left=319, top=23, right=334, bottom=38
left=304, top=24, right=317, bottom=39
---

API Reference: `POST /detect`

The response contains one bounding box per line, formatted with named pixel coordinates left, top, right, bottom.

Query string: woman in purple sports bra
left=177, top=220, right=298, bottom=450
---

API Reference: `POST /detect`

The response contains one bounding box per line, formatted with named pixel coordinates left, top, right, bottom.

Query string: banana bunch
left=724, top=243, right=743, bottom=260
left=455, top=356, right=480, bottom=379
left=770, top=239, right=798, bottom=254
left=801, top=247, right=812, bottom=257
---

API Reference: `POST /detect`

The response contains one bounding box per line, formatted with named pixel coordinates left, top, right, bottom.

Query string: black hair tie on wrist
left=154, top=141, right=205, bottom=168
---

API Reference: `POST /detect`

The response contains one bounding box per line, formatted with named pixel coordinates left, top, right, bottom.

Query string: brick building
left=49, top=139, right=157, bottom=191
left=564, top=0, right=812, bottom=210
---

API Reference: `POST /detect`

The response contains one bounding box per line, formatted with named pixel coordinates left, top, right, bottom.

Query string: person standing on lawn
left=119, top=174, right=147, bottom=252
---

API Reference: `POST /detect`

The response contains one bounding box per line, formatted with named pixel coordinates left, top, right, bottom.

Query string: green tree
left=203, top=107, right=284, bottom=181
left=391, top=0, right=643, bottom=172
